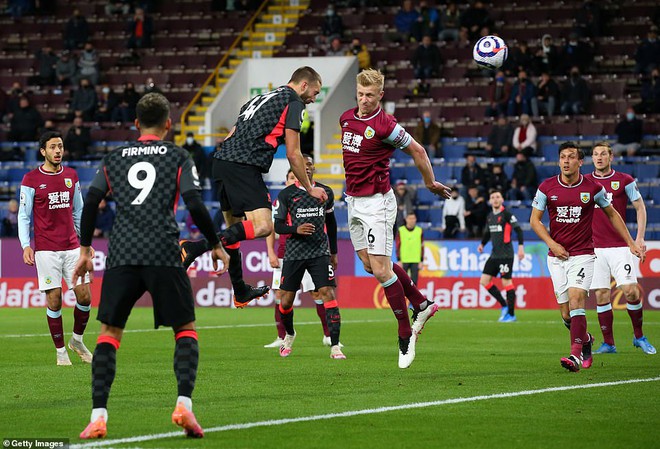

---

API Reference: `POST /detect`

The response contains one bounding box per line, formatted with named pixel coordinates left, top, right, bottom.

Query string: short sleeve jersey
left=88, top=137, right=201, bottom=269
left=585, top=170, right=641, bottom=248
left=532, top=174, right=610, bottom=257
left=273, top=182, right=335, bottom=260
left=20, top=166, right=81, bottom=251
left=485, top=207, right=521, bottom=259
left=215, top=86, right=305, bottom=172
left=340, top=107, right=412, bottom=196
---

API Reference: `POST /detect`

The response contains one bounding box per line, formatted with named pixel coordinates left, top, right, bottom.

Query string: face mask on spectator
left=496, top=76, right=504, bottom=83
left=326, top=7, right=334, bottom=16
left=186, top=137, right=194, bottom=145
left=423, top=117, right=431, bottom=125
left=102, top=87, right=110, bottom=94
left=626, top=112, right=635, bottom=121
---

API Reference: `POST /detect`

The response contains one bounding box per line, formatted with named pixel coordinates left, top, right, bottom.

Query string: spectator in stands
left=30, top=47, right=58, bottom=87
left=396, top=212, right=424, bottom=285
left=1, top=199, right=19, bottom=237
left=93, top=198, right=115, bottom=238
left=511, top=114, right=537, bottom=156
left=416, top=1, right=439, bottom=42
left=441, top=187, right=465, bottom=239
left=105, top=1, right=131, bottom=16
left=574, top=0, right=605, bottom=39
left=559, top=33, right=593, bottom=74
left=345, top=38, right=371, bottom=71
left=127, top=7, right=154, bottom=49
left=95, top=84, right=120, bottom=122
left=461, top=154, right=486, bottom=196
left=438, top=2, right=462, bottom=44
left=315, top=4, right=344, bottom=50
left=391, top=0, right=420, bottom=43
left=536, top=71, right=559, bottom=117
left=533, top=34, right=559, bottom=75
left=325, top=38, right=345, bottom=57
left=507, top=70, right=538, bottom=117
left=413, top=35, right=442, bottom=81
left=0, top=86, right=8, bottom=122
left=111, top=82, right=140, bottom=123
left=413, top=110, right=441, bottom=159
left=76, top=42, right=100, bottom=86
left=638, top=67, right=660, bottom=114
left=8, top=96, right=43, bottom=143
left=183, top=132, right=210, bottom=185
left=70, top=78, right=97, bottom=121
left=560, top=67, right=590, bottom=115
left=6, top=82, right=23, bottom=117
left=40, top=119, right=58, bottom=134
left=63, top=9, right=90, bottom=50
left=503, top=42, right=534, bottom=77
left=485, top=115, right=512, bottom=157
left=64, top=116, right=92, bottom=160
left=464, top=185, right=489, bottom=238
left=142, top=77, right=164, bottom=95
left=486, top=164, right=509, bottom=196
left=634, top=26, right=660, bottom=75
left=612, top=107, right=643, bottom=157
left=55, top=50, right=77, bottom=88
left=460, top=1, right=492, bottom=41
left=8, top=0, right=33, bottom=20
left=485, top=71, right=511, bottom=118
left=394, top=179, right=417, bottom=231
left=507, top=152, right=537, bottom=201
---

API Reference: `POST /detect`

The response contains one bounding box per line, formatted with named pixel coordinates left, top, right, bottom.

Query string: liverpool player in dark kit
left=180, top=66, right=327, bottom=308
left=477, top=189, right=525, bottom=323
left=73, top=93, right=228, bottom=439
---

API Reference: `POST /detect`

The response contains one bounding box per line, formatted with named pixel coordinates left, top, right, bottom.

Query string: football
left=473, top=35, right=508, bottom=69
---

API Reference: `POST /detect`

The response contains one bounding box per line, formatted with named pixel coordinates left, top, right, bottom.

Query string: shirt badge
left=580, top=192, right=590, bottom=203
left=64, top=178, right=73, bottom=189
left=610, top=181, right=620, bottom=190
left=364, top=126, right=375, bottom=139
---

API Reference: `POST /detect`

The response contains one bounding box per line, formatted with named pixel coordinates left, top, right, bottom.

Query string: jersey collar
left=557, top=174, right=584, bottom=188
left=138, top=134, right=162, bottom=141
left=353, top=106, right=382, bottom=121
left=592, top=169, right=615, bottom=179
left=294, top=180, right=315, bottom=190
left=38, top=165, right=64, bottom=175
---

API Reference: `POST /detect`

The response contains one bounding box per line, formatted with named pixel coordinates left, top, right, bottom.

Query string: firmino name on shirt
left=122, top=145, right=168, bottom=157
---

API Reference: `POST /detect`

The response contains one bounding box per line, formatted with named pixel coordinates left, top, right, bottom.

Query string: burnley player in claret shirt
left=340, top=69, right=452, bottom=369
left=530, top=141, right=644, bottom=372
left=585, top=142, right=655, bottom=355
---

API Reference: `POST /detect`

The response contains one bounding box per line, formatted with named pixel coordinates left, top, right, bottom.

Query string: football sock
left=73, top=302, right=91, bottom=336
left=324, top=300, right=341, bottom=346
left=174, top=331, right=199, bottom=398
left=627, top=299, right=644, bottom=339
left=90, top=408, right=107, bottom=423
left=505, top=284, right=516, bottom=316
left=596, top=303, right=615, bottom=345
left=315, top=300, right=330, bottom=337
left=219, top=220, right=255, bottom=247
left=392, top=263, right=427, bottom=309
left=177, top=396, right=192, bottom=411
left=563, top=317, right=571, bottom=330
left=381, top=275, right=412, bottom=339
left=46, top=308, right=65, bottom=349
left=278, top=304, right=295, bottom=336
left=274, top=302, right=285, bottom=339
left=569, top=309, right=587, bottom=359
left=225, top=245, right=247, bottom=294
left=485, top=282, right=507, bottom=308
left=92, top=337, right=119, bottom=409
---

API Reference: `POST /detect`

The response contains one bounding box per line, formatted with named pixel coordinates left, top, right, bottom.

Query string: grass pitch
left=1, top=307, right=658, bottom=449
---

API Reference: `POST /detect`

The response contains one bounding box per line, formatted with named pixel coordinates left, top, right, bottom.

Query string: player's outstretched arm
left=285, top=129, right=327, bottom=202
left=402, top=140, right=451, bottom=199
left=602, top=204, right=645, bottom=262
left=632, top=197, right=647, bottom=253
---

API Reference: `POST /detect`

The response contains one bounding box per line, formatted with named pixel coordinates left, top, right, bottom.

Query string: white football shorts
left=547, top=254, right=595, bottom=304
left=591, top=246, right=637, bottom=290
left=35, top=248, right=90, bottom=292
left=346, top=189, right=397, bottom=256
left=271, top=258, right=315, bottom=292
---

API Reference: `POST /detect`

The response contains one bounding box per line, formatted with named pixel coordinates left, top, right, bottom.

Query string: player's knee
left=594, top=288, right=610, bottom=305
left=621, top=284, right=639, bottom=301
left=255, top=220, right=273, bottom=238
left=74, top=286, right=91, bottom=306
left=320, top=287, right=336, bottom=302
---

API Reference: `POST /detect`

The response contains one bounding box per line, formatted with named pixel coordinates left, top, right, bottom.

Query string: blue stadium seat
left=76, top=167, right=98, bottom=183
left=404, top=165, right=423, bottom=182
left=615, top=165, right=634, bottom=177
left=424, top=228, right=441, bottom=239
left=334, top=206, right=348, bottom=226
left=433, top=165, right=453, bottom=181
left=390, top=166, right=405, bottom=181
left=7, top=168, right=28, bottom=182
left=416, top=188, right=438, bottom=205
left=635, top=164, right=659, bottom=181
left=428, top=207, right=443, bottom=225
left=541, top=144, right=559, bottom=161
left=510, top=207, right=531, bottom=223
left=537, top=165, right=558, bottom=179
left=647, top=206, right=660, bottom=223
left=443, top=145, right=467, bottom=160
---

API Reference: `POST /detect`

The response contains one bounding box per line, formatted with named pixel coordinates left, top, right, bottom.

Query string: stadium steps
left=315, top=132, right=345, bottom=198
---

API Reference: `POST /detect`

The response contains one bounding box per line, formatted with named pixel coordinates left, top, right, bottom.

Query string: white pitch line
left=70, top=376, right=660, bottom=449
left=0, top=319, right=390, bottom=339
left=2, top=317, right=659, bottom=339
